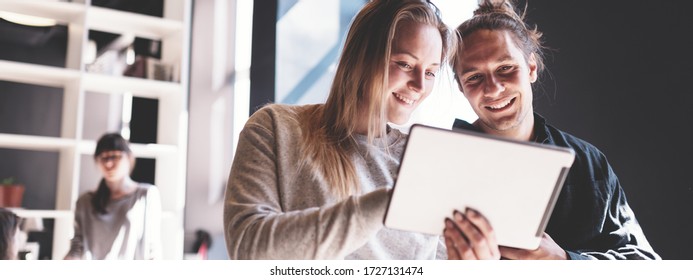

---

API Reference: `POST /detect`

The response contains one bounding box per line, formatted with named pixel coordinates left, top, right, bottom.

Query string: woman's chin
left=388, top=120, right=407, bottom=127
left=387, top=113, right=413, bottom=126
left=103, top=174, right=123, bottom=182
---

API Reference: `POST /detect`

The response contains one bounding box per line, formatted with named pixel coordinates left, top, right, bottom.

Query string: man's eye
left=466, top=74, right=481, bottom=81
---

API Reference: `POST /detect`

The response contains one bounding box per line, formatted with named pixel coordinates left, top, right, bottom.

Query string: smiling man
left=443, top=0, right=660, bottom=260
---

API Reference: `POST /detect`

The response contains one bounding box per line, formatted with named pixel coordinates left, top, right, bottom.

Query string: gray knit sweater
left=224, top=104, right=445, bottom=259
left=66, top=184, right=162, bottom=260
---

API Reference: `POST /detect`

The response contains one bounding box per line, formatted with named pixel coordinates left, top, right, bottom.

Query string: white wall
left=184, top=0, right=238, bottom=259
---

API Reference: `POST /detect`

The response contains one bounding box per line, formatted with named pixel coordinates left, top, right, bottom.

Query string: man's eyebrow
left=496, top=55, right=515, bottom=64
left=459, top=66, right=478, bottom=76
left=458, top=55, right=516, bottom=76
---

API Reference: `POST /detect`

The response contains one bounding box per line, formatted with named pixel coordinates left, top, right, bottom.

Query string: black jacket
left=453, top=113, right=659, bottom=259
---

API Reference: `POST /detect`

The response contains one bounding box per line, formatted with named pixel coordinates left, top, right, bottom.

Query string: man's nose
left=483, top=74, right=504, bottom=96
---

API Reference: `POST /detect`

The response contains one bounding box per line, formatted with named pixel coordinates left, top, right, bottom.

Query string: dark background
left=518, top=0, right=693, bottom=259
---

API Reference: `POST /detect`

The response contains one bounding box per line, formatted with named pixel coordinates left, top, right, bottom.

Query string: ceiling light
left=0, top=11, right=57, bottom=27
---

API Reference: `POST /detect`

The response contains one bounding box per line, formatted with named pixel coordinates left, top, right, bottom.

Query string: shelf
left=130, top=143, right=179, bottom=158
left=82, top=73, right=183, bottom=98
left=10, top=208, right=73, bottom=220
left=0, top=134, right=75, bottom=152
left=78, top=140, right=178, bottom=159
left=0, top=60, right=79, bottom=87
left=88, top=7, right=184, bottom=40
left=8, top=208, right=174, bottom=220
left=1, top=0, right=191, bottom=260
left=0, top=0, right=85, bottom=25
left=0, top=60, right=182, bottom=97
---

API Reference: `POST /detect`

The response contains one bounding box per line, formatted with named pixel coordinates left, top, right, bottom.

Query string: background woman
left=65, top=133, right=162, bottom=260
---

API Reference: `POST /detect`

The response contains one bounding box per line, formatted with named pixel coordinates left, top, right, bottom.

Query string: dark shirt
left=452, top=113, right=660, bottom=260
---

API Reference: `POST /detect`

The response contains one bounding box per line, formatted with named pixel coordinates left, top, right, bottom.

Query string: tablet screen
left=384, top=124, right=574, bottom=250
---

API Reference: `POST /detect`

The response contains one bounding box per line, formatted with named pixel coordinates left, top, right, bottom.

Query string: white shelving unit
left=0, top=0, right=191, bottom=260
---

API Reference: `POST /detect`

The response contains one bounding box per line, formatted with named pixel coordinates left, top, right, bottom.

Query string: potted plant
left=0, top=177, right=25, bottom=208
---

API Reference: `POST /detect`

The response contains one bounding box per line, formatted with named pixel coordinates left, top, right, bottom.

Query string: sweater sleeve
left=65, top=196, right=86, bottom=259
left=223, top=108, right=389, bottom=260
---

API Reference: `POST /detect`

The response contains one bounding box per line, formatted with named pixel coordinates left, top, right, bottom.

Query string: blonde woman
left=224, top=0, right=454, bottom=259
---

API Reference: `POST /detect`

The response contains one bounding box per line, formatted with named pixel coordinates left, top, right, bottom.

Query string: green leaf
left=1, top=177, right=15, bottom=185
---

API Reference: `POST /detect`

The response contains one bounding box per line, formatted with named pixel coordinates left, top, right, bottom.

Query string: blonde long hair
left=299, top=0, right=454, bottom=198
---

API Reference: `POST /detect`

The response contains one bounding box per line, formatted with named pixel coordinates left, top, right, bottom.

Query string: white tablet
left=384, top=124, right=575, bottom=250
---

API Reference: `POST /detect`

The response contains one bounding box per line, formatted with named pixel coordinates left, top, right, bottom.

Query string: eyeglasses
left=97, top=153, right=123, bottom=164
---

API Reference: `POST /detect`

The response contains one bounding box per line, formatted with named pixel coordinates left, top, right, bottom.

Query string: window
left=252, top=0, right=478, bottom=131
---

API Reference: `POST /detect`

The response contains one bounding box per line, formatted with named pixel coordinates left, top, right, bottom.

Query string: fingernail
left=466, top=207, right=477, bottom=217
left=445, top=218, right=454, bottom=229
left=454, top=211, right=464, bottom=222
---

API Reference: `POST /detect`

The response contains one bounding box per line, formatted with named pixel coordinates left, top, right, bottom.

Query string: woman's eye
left=425, top=71, right=437, bottom=78
left=499, top=65, right=514, bottom=72
left=396, top=62, right=412, bottom=70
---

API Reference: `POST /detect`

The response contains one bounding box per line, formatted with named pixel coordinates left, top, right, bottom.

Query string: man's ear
left=528, top=53, right=538, bottom=83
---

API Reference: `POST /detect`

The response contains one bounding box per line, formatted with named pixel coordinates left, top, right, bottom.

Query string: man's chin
left=480, top=118, right=517, bottom=132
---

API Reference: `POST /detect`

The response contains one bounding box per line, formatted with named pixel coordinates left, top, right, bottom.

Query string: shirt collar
left=533, top=113, right=552, bottom=144
left=453, top=112, right=553, bottom=144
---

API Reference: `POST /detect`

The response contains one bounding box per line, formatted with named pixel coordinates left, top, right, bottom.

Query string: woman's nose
left=408, top=69, right=426, bottom=93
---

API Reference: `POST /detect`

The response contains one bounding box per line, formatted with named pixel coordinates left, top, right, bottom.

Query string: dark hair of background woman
left=92, top=133, right=133, bottom=215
